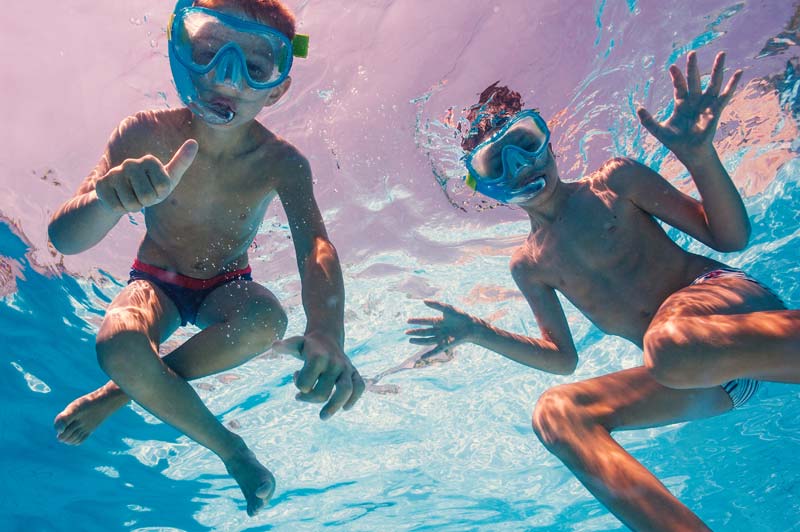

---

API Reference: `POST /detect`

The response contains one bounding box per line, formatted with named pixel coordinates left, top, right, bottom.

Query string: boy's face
left=170, top=4, right=294, bottom=126
left=466, top=110, right=558, bottom=205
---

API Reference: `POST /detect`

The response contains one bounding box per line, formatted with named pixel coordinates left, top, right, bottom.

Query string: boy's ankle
left=217, top=434, right=249, bottom=462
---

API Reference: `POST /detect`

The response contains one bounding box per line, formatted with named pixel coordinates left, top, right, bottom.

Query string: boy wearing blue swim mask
left=48, top=0, right=363, bottom=517
left=408, top=52, right=800, bottom=530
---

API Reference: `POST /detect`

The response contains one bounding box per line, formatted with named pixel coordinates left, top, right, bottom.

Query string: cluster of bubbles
left=412, top=88, right=512, bottom=213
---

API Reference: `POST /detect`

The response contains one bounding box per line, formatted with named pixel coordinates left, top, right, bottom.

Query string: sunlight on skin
left=532, top=369, right=730, bottom=532
left=643, top=276, right=800, bottom=388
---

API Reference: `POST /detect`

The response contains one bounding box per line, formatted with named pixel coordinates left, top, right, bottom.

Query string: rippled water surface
left=2, top=1, right=800, bottom=530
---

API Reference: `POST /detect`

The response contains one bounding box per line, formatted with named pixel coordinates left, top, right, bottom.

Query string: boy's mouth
left=206, top=97, right=236, bottom=120
left=516, top=173, right=546, bottom=190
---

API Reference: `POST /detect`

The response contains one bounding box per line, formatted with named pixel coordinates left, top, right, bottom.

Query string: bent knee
left=234, top=302, right=288, bottom=349
left=96, top=330, right=156, bottom=375
left=643, top=323, right=702, bottom=388
left=531, top=387, right=585, bottom=454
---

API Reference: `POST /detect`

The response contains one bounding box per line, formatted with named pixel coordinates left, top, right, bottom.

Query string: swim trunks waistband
left=692, top=267, right=786, bottom=307
left=131, top=259, right=252, bottom=290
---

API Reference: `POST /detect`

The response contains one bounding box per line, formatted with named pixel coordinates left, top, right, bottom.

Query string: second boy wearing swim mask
left=49, top=0, right=363, bottom=516
left=407, top=52, right=800, bottom=530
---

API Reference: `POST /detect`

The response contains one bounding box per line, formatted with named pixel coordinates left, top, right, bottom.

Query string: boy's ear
left=264, top=76, right=292, bottom=107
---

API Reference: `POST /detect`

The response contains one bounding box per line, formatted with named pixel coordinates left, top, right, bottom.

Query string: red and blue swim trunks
left=128, top=259, right=253, bottom=326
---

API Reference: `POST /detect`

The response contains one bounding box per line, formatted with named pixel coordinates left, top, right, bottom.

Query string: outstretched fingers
left=423, top=299, right=455, bottom=313
left=636, top=107, right=661, bottom=137
left=704, top=51, right=726, bottom=97
left=719, top=68, right=743, bottom=104
left=669, top=64, right=689, bottom=100
left=407, top=317, right=440, bottom=326
left=686, top=51, right=702, bottom=96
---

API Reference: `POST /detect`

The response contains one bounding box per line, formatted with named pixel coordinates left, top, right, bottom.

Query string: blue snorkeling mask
left=464, top=110, right=551, bottom=204
left=168, top=0, right=309, bottom=124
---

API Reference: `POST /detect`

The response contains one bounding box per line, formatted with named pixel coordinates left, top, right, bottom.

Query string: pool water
left=2, top=1, right=799, bottom=530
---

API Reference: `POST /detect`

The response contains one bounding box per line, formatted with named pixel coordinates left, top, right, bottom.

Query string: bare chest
left=520, top=193, right=662, bottom=338
left=142, top=154, right=276, bottom=267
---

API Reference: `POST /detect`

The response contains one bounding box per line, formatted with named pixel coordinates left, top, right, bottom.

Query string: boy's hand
left=406, top=300, right=481, bottom=358
left=637, top=51, right=742, bottom=161
left=272, top=332, right=365, bottom=420
left=95, top=139, right=198, bottom=214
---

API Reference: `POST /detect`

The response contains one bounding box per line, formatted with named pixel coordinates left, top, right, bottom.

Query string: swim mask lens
left=464, top=110, right=551, bottom=204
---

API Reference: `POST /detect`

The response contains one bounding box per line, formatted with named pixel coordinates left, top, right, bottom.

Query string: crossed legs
left=54, top=278, right=287, bottom=515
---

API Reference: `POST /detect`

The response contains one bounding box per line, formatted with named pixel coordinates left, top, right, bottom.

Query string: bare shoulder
left=250, top=126, right=312, bottom=188
left=597, top=156, right=661, bottom=197
left=108, top=108, right=191, bottom=162
left=510, top=240, right=544, bottom=285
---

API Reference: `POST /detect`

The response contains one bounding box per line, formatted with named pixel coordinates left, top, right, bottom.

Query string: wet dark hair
left=460, top=82, right=525, bottom=152
left=195, top=0, right=297, bottom=40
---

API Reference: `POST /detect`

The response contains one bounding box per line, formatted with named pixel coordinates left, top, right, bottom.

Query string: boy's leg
left=55, top=280, right=286, bottom=444
left=57, top=279, right=278, bottom=515
left=532, top=366, right=732, bottom=531
left=643, top=276, right=800, bottom=388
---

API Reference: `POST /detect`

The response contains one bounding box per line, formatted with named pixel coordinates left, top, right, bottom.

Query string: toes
left=54, top=412, right=72, bottom=433
left=246, top=480, right=274, bottom=516
left=74, top=430, right=90, bottom=445
left=256, top=480, right=275, bottom=500
left=56, top=420, right=79, bottom=442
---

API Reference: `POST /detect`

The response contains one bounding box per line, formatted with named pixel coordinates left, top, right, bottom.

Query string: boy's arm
left=273, top=153, right=364, bottom=419
left=406, top=264, right=578, bottom=375
left=48, top=117, right=196, bottom=254
left=48, top=137, right=123, bottom=254
left=633, top=51, right=749, bottom=252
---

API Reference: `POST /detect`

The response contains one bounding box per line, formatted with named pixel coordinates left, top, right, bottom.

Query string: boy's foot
left=223, top=444, right=276, bottom=517
left=54, top=383, right=129, bottom=444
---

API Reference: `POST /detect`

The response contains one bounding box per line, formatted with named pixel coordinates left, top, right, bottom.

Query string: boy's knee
left=643, top=322, right=699, bottom=388
left=272, top=305, right=289, bottom=337
left=238, top=301, right=288, bottom=349
left=96, top=330, right=154, bottom=376
left=531, top=386, right=583, bottom=455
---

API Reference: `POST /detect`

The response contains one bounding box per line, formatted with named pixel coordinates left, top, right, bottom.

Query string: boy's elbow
left=47, top=223, right=68, bottom=254
left=714, top=225, right=751, bottom=252
left=554, top=352, right=578, bottom=375
left=48, top=221, right=81, bottom=255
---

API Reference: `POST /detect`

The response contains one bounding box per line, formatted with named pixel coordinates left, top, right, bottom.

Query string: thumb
left=636, top=107, right=660, bottom=136
left=271, top=335, right=305, bottom=359
left=164, top=139, right=198, bottom=184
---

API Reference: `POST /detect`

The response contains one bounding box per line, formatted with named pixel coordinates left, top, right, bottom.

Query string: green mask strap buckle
left=465, top=173, right=478, bottom=191
left=292, top=34, right=310, bottom=58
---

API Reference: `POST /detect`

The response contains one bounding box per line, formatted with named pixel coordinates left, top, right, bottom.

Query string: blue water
left=3, top=0, right=800, bottom=530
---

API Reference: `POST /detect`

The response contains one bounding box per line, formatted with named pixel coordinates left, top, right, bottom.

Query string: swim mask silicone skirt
left=168, top=0, right=309, bottom=124
left=464, top=110, right=551, bottom=204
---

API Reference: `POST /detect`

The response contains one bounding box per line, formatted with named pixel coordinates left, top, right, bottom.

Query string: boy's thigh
left=650, top=275, right=785, bottom=326
left=195, top=280, right=285, bottom=329
left=98, top=280, right=182, bottom=345
left=541, top=367, right=733, bottom=432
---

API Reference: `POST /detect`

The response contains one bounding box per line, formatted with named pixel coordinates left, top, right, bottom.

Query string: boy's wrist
left=466, top=317, right=489, bottom=344
left=672, top=143, right=720, bottom=168
left=303, top=326, right=345, bottom=349
left=89, top=189, right=125, bottom=218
